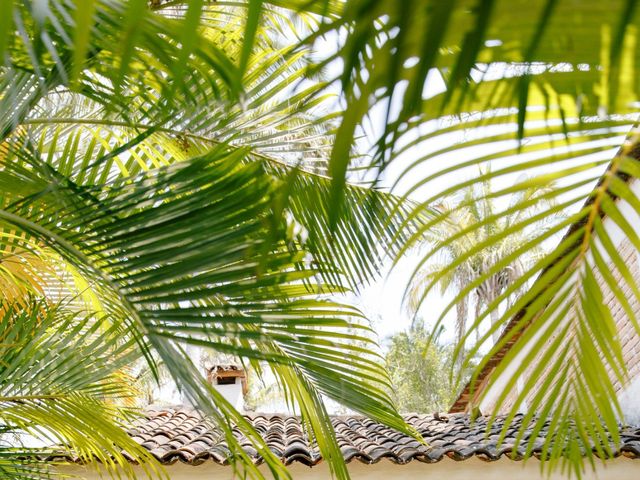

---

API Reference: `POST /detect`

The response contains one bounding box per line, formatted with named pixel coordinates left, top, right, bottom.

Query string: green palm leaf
left=0, top=4, right=427, bottom=477
left=9, top=1, right=640, bottom=477
left=0, top=140, right=416, bottom=477
left=0, top=300, right=163, bottom=479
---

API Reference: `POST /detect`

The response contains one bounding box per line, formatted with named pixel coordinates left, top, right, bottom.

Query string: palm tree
left=4, top=1, right=640, bottom=478
left=0, top=2, right=416, bottom=479
left=407, top=174, right=558, bottom=354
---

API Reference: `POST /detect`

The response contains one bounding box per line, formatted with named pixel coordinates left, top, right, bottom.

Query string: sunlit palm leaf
left=412, top=132, right=640, bottom=477
left=12, top=0, right=640, bottom=477
left=0, top=300, right=163, bottom=479
left=0, top=4, right=428, bottom=477
left=1, top=1, right=240, bottom=141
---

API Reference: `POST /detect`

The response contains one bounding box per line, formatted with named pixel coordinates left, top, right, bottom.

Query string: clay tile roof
left=126, top=409, right=640, bottom=466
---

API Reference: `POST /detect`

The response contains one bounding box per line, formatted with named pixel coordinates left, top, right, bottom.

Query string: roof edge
left=449, top=131, right=640, bottom=413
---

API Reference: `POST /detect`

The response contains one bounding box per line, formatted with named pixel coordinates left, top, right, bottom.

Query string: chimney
left=207, top=365, right=247, bottom=411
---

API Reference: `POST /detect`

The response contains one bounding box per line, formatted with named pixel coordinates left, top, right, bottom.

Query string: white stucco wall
left=619, top=376, right=640, bottom=424
left=215, top=382, right=245, bottom=411
left=59, top=457, right=640, bottom=480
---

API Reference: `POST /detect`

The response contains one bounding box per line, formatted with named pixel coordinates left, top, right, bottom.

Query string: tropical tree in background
left=407, top=174, right=559, bottom=359
left=2, top=1, right=640, bottom=479
left=385, top=325, right=457, bottom=413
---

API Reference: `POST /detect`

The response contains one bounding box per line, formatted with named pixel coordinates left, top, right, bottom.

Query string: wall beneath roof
left=59, top=457, right=640, bottom=480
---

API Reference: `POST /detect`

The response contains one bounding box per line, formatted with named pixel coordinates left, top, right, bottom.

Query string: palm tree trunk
left=479, top=276, right=502, bottom=345
left=474, top=294, right=482, bottom=344
left=455, top=298, right=468, bottom=370
left=490, top=306, right=501, bottom=345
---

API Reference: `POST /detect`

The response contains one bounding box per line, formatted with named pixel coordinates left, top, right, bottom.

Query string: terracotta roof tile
left=124, top=409, right=640, bottom=466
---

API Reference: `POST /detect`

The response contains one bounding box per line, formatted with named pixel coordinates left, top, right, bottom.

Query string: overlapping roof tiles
left=126, top=409, right=640, bottom=466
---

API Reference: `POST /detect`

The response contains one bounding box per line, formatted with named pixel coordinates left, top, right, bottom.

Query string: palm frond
left=0, top=141, right=416, bottom=478
left=1, top=1, right=242, bottom=141
left=10, top=1, right=640, bottom=477
left=267, top=1, right=640, bottom=473
left=0, top=300, right=163, bottom=479
left=421, top=129, right=640, bottom=477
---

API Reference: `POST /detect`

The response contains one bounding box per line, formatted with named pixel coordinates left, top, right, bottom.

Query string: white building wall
left=59, top=457, right=640, bottom=480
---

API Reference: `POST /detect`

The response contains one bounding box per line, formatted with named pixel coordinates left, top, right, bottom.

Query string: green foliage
left=2, top=1, right=640, bottom=478
left=0, top=300, right=162, bottom=479
left=0, top=2, right=419, bottom=479
left=385, top=326, right=456, bottom=414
